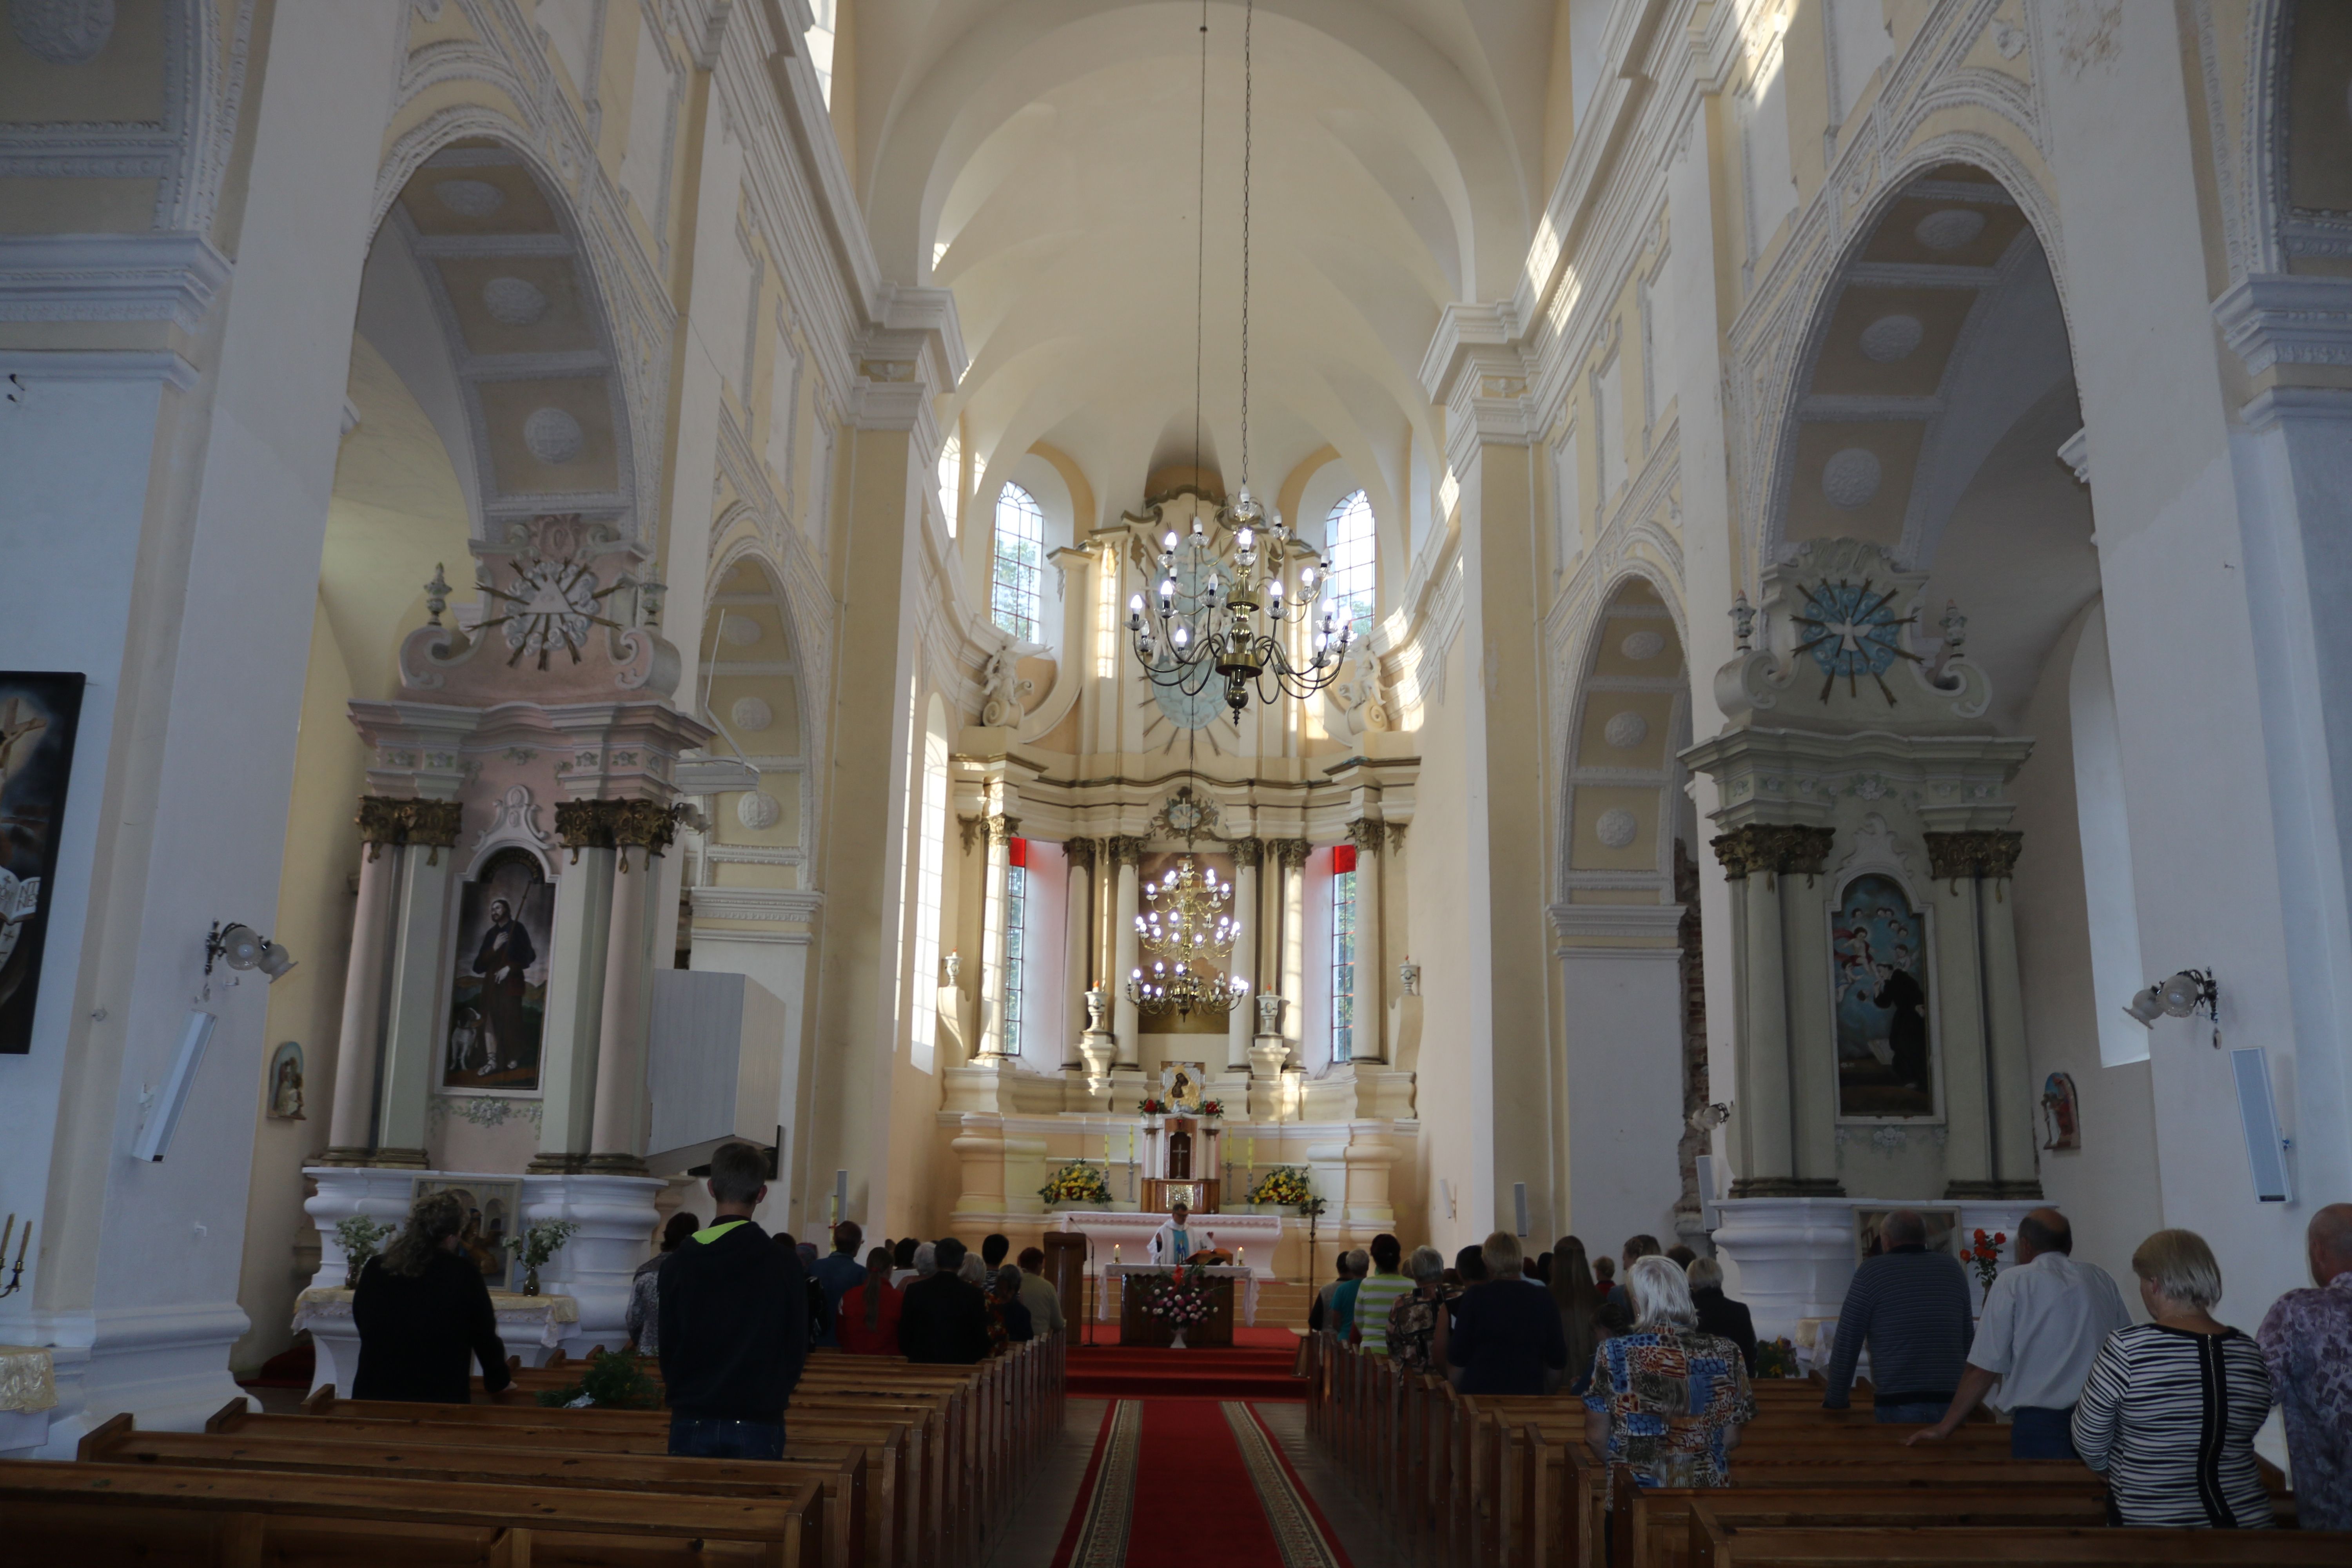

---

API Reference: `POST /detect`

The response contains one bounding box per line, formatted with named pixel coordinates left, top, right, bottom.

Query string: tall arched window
left=1324, top=489, right=1377, bottom=640
left=991, top=483, right=1046, bottom=642
left=908, top=697, right=950, bottom=1072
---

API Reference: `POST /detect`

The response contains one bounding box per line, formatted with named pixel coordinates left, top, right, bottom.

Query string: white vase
left=1170, top=1325, right=1188, bottom=1350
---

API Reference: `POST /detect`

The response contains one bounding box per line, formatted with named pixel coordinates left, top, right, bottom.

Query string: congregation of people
left=1314, top=1202, right=2352, bottom=1529
left=354, top=1139, right=1065, bottom=1461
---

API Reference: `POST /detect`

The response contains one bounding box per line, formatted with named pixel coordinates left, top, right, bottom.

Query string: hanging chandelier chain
left=1192, top=0, right=1207, bottom=480
left=1240, top=0, right=1252, bottom=490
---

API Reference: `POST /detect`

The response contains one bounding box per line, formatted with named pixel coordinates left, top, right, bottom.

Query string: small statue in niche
left=265, top=1041, right=306, bottom=1120
left=2040, top=1071, right=2081, bottom=1151
left=979, top=636, right=1034, bottom=728
left=1327, top=656, right=1389, bottom=737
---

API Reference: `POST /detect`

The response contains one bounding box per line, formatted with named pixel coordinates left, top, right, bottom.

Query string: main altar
left=1109, top=1265, right=1252, bottom=1347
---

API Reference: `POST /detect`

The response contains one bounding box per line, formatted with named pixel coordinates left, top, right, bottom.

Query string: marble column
left=1063, top=839, right=1094, bottom=1070
left=1276, top=839, right=1310, bottom=1059
left=1715, top=824, right=1837, bottom=1197
left=534, top=812, right=617, bottom=1173
left=978, top=815, right=1018, bottom=1058
left=320, top=799, right=408, bottom=1163
left=588, top=802, right=678, bottom=1172
left=373, top=801, right=464, bottom=1167
left=1931, top=831, right=2040, bottom=1199
left=1225, top=839, right=1261, bottom=1073
left=1110, top=837, right=1143, bottom=1067
left=1345, top=821, right=1385, bottom=1063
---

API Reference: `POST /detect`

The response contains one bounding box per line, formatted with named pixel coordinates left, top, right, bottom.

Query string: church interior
left=3, top=0, right=2350, bottom=1559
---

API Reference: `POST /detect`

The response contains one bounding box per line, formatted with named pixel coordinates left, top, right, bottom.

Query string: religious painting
left=2041, top=1071, right=2082, bottom=1151
left=1830, top=873, right=1935, bottom=1118
left=265, top=1041, right=307, bottom=1120
left=1854, top=1206, right=1959, bottom=1262
left=0, top=673, right=85, bottom=1056
left=444, top=848, right=554, bottom=1091
left=1163, top=1061, right=1209, bottom=1112
left=414, top=1176, right=519, bottom=1288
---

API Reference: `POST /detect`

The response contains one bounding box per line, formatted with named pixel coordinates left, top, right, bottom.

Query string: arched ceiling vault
left=850, top=1, right=1542, bottom=527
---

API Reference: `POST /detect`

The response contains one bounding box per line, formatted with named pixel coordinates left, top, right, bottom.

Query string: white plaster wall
left=1560, top=947, right=1684, bottom=1256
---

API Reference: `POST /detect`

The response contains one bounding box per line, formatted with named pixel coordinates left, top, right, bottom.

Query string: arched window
left=908, top=698, right=950, bottom=1072
left=1323, top=489, right=1377, bottom=640
left=991, top=483, right=1046, bottom=642
left=936, top=430, right=962, bottom=537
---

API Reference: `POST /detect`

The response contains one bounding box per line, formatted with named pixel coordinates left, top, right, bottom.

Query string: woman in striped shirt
left=2071, top=1229, right=2274, bottom=1528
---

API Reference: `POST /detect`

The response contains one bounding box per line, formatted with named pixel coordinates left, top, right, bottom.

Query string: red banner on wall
left=1332, top=843, right=1357, bottom=875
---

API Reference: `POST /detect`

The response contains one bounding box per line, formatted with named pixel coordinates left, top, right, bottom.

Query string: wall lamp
left=204, top=921, right=296, bottom=982
left=2125, top=969, right=2219, bottom=1045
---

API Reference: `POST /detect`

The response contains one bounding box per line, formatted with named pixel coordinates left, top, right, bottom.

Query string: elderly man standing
left=2258, top=1203, right=2352, bottom=1528
left=1821, top=1209, right=1974, bottom=1422
left=1902, top=1208, right=2130, bottom=1456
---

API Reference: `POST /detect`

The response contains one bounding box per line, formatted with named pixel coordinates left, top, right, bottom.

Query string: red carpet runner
left=1065, top=1339, right=1305, bottom=1400
left=1051, top=1400, right=1351, bottom=1568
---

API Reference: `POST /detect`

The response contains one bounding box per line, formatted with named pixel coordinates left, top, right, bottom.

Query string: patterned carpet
left=1049, top=1399, right=1353, bottom=1568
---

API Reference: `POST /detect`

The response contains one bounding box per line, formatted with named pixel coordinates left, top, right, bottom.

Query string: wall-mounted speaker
left=132, top=1010, right=217, bottom=1163
left=2229, top=1047, right=2292, bottom=1203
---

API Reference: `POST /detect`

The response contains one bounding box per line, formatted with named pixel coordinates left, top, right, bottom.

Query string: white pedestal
left=1710, top=1194, right=2036, bottom=1343
left=292, top=1287, right=578, bottom=1394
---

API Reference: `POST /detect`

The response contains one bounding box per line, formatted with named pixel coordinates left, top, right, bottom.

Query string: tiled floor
left=978, top=1399, right=1408, bottom=1568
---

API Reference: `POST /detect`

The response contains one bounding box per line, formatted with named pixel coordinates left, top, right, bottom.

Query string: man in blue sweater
left=1821, top=1208, right=1974, bottom=1422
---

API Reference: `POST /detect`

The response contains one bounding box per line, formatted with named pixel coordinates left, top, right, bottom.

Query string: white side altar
left=1053, top=1210, right=1283, bottom=1281
left=292, top=1286, right=579, bottom=1395
left=1102, top=1263, right=1261, bottom=1325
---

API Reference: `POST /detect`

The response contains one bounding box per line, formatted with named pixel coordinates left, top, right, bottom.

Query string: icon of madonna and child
left=1832, top=873, right=1936, bottom=1118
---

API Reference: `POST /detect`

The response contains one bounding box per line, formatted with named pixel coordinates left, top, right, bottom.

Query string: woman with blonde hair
left=2072, top=1229, right=2274, bottom=1528
left=1582, top=1255, right=1753, bottom=1490
left=352, top=1191, right=513, bottom=1403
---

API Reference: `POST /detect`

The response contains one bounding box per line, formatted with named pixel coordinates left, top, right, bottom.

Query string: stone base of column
left=526, top=1151, right=594, bottom=1174
left=581, top=1153, right=650, bottom=1176
left=365, top=1147, right=431, bottom=1170
left=1728, top=1176, right=1845, bottom=1199
left=1077, top=1031, right=1115, bottom=1094
left=1943, top=1178, right=2045, bottom=1201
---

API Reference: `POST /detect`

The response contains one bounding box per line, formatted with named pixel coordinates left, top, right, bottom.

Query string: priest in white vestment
left=1150, top=1202, right=1200, bottom=1265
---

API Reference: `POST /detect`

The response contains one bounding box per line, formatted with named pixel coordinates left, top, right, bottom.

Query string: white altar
left=292, top=1286, right=579, bottom=1395
left=1053, top=1209, right=1283, bottom=1280
left=1102, top=1263, right=1262, bottom=1325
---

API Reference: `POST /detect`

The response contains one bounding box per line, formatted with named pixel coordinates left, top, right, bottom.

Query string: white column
left=534, top=841, right=615, bottom=1170
left=588, top=828, right=664, bottom=1170
left=322, top=807, right=403, bottom=1160
left=1976, top=835, right=2039, bottom=1192
left=1730, top=842, right=1793, bottom=1192
left=375, top=806, right=463, bottom=1164
left=1225, top=842, right=1260, bottom=1072
left=978, top=815, right=1016, bottom=1058
left=1063, top=841, right=1094, bottom=1069
left=1111, top=838, right=1142, bottom=1066
left=1553, top=906, right=1686, bottom=1254
left=1346, top=824, right=1384, bottom=1063
left=1279, top=840, right=1308, bottom=1058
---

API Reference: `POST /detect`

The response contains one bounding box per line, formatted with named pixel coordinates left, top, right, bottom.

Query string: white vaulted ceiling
left=848, top=1, right=1549, bottom=524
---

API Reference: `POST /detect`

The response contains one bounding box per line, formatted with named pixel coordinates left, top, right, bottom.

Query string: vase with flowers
left=506, top=1219, right=579, bottom=1296
left=1965, top=1227, right=2007, bottom=1307
left=1148, top=1263, right=1216, bottom=1349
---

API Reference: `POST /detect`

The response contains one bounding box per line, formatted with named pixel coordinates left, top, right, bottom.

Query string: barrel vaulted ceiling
left=846, top=1, right=1552, bottom=530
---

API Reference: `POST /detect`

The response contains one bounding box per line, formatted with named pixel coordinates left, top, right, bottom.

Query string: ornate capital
left=1345, top=819, right=1384, bottom=855
left=1924, top=830, right=2023, bottom=887
left=1230, top=837, right=1263, bottom=869
left=1065, top=838, right=1096, bottom=872
left=609, top=799, right=679, bottom=855
left=1710, top=824, right=1835, bottom=880
left=1387, top=822, right=1408, bottom=853
left=554, top=799, right=675, bottom=864
left=399, top=800, right=464, bottom=864
left=1108, top=835, right=1147, bottom=866
left=355, top=796, right=408, bottom=859
left=986, top=814, right=1021, bottom=846
left=556, top=799, right=617, bottom=853
left=1274, top=837, right=1313, bottom=870
left=958, top=815, right=983, bottom=854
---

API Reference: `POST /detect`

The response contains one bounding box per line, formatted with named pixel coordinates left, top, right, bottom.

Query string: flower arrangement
left=506, top=1219, right=578, bottom=1296
left=1246, top=1165, right=1313, bottom=1207
left=1146, top=1264, right=1216, bottom=1331
left=1136, top=1095, right=1171, bottom=1116
left=334, top=1215, right=394, bottom=1289
left=1754, top=1337, right=1802, bottom=1379
left=1965, top=1228, right=2007, bottom=1301
left=1039, top=1161, right=1112, bottom=1205
left=1198, top=1098, right=1225, bottom=1118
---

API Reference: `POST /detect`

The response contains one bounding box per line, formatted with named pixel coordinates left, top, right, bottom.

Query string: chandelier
left=1124, top=835, right=1248, bottom=1018
left=1125, top=0, right=1356, bottom=725
left=1127, top=955, right=1248, bottom=1020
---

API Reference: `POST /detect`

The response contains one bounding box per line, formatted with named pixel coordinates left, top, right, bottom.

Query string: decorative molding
left=985, top=813, right=1021, bottom=846
left=0, top=233, right=232, bottom=328
left=1710, top=824, right=1835, bottom=881
left=1063, top=837, right=1096, bottom=872
left=2056, top=426, right=2089, bottom=486
left=2212, top=274, right=2352, bottom=374
left=554, top=797, right=676, bottom=857
left=1546, top=902, right=1686, bottom=945
left=1273, top=837, right=1313, bottom=871
left=958, top=813, right=983, bottom=854
left=1107, top=835, right=1148, bottom=867
left=1924, top=829, right=2022, bottom=888
left=1344, top=818, right=1385, bottom=855
left=688, top=886, right=824, bottom=924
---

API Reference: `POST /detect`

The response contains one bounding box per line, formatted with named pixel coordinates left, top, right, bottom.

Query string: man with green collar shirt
left=657, top=1140, right=806, bottom=1458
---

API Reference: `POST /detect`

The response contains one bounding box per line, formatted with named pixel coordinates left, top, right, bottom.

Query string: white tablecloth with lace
left=293, top=1287, right=578, bottom=1394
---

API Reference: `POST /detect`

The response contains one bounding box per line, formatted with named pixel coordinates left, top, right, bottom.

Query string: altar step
left=1065, top=1341, right=1306, bottom=1400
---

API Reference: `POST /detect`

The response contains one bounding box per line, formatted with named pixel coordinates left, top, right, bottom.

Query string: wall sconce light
left=204, top=921, right=296, bottom=982
left=2124, top=969, right=2219, bottom=1045
left=1688, top=1101, right=1733, bottom=1132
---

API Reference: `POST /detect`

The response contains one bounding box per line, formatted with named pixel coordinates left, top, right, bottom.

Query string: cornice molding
left=0, top=232, right=232, bottom=329
left=2213, top=274, right=2352, bottom=375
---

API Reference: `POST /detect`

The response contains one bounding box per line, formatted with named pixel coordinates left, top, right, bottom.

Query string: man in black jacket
left=657, top=1140, right=806, bottom=1458
left=898, top=1237, right=991, bottom=1364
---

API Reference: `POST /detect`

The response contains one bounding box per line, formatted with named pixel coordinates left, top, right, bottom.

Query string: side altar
left=1109, top=1265, right=1247, bottom=1347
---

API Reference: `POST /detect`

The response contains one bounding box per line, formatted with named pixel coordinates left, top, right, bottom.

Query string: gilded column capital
left=1274, top=837, right=1313, bottom=871
left=1710, top=824, right=1834, bottom=881
left=1065, top=838, right=1096, bottom=872
left=986, top=814, right=1022, bottom=846
left=608, top=799, right=679, bottom=857
left=355, top=796, right=407, bottom=861
left=1230, top=837, right=1263, bottom=868
left=1925, top=830, right=2024, bottom=887
left=1345, top=819, right=1384, bottom=855
left=555, top=799, right=618, bottom=855
left=1108, top=835, right=1148, bottom=866
left=400, top=800, right=464, bottom=865
left=958, top=815, right=984, bottom=854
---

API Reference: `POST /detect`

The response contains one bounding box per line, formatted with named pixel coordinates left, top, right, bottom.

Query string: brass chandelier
left=1127, top=0, right=1356, bottom=725
left=1126, top=853, right=1248, bottom=1019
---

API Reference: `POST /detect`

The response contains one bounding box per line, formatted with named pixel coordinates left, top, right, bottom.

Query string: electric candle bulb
left=1173, top=625, right=1189, bottom=647
left=1238, top=528, right=1254, bottom=552
left=1164, top=530, right=1179, bottom=552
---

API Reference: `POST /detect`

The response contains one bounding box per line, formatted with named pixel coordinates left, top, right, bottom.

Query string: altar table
left=1107, top=1264, right=1244, bottom=1347
left=1054, top=1209, right=1283, bottom=1280
left=293, top=1286, right=578, bottom=1394
left=1102, top=1262, right=1259, bottom=1330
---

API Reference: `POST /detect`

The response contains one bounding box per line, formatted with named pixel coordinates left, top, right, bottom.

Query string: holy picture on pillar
left=265, top=1041, right=307, bottom=1120
left=414, top=1177, right=521, bottom=1288
left=445, top=849, right=554, bottom=1091
left=1165, top=1060, right=1207, bottom=1111
left=2041, top=1070, right=2081, bottom=1151
left=0, top=671, right=85, bottom=1056
left=1830, top=873, right=1935, bottom=1119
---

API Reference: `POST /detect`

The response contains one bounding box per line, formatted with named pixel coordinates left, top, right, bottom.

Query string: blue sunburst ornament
left=1792, top=579, right=1920, bottom=704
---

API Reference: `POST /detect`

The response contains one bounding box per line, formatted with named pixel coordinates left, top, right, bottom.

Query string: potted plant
left=1039, top=1161, right=1113, bottom=1210
left=1965, top=1228, right=2007, bottom=1308
left=1135, top=1094, right=1170, bottom=1130
left=1198, top=1097, right=1226, bottom=1131
left=506, top=1219, right=579, bottom=1297
left=535, top=1347, right=661, bottom=1409
left=1243, top=1165, right=1312, bottom=1218
left=332, top=1214, right=394, bottom=1290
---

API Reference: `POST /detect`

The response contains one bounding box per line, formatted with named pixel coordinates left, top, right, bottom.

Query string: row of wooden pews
left=0, top=1336, right=1061, bottom=1568
left=1301, top=1332, right=2343, bottom=1568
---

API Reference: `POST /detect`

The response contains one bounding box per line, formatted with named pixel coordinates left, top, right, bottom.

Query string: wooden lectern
left=1040, top=1231, right=1088, bottom=1334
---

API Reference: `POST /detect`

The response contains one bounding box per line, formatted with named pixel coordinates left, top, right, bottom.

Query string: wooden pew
left=83, top=1412, right=866, bottom=1568
left=1628, top=1487, right=2108, bottom=1568
left=0, top=1457, right=819, bottom=1566
left=1686, top=1510, right=2351, bottom=1566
